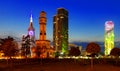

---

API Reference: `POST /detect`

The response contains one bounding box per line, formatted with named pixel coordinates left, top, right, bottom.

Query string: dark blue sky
left=0, top=0, right=120, bottom=42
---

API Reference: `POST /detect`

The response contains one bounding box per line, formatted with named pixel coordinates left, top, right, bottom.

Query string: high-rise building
left=53, top=8, right=68, bottom=54
left=36, top=11, right=52, bottom=58
left=104, top=21, right=114, bottom=55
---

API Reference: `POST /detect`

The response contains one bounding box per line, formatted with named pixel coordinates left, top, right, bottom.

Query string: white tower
left=28, top=14, right=35, bottom=57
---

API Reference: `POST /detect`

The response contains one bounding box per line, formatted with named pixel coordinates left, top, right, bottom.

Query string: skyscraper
left=104, top=21, right=114, bottom=55
left=53, top=8, right=68, bottom=54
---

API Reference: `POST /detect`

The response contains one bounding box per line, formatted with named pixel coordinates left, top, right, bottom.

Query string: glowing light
left=105, top=21, right=114, bottom=31
left=30, top=14, right=33, bottom=22
left=104, top=21, right=114, bottom=55
left=29, top=30, right=34, bottom=36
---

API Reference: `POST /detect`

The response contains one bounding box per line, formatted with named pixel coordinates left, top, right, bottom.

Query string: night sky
left=0, top=0, right=120, bottom=42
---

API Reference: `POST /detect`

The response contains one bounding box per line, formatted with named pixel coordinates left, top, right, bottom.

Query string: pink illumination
left=105, top=21, right=114, bottom=32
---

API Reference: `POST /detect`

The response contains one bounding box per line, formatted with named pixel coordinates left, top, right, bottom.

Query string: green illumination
left=61, top=36, right=68, bottom=53
left=61, top=27, right=68, bottom=53
left=62, top=43, right=66, bottom=53
left=104, top=31, right=114, bottom=55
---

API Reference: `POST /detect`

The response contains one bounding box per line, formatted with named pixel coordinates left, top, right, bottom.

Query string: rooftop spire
left=28, top=13, right=35, bottom=31
left=30, top=14, right=33, bottom=22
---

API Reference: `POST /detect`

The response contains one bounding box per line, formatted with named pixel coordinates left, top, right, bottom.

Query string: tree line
left=0, top=36, right=120, bottom=58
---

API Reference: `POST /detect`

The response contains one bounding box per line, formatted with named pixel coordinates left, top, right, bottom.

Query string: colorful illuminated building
left=104, top=21, right=114, bottom=55
left=53, top=8, right=68, bottom=54
left=27, top=14, right=36, bottom=57
left=21, top=14, right=36, bottom=58
left=28, top=14, right=35, bottom=41
left=36, top=11, right=54, bottom=58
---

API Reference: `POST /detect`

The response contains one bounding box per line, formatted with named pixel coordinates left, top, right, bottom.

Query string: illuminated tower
left=104, top=21, right=114, bottom=55
left=28, top=14, right=35, bottom=40
left=53, top=8, right=68, bottom=54
left=36, top=11, right=51, bottom=58
left=28, top=14, right=35, bottom=57
left=39, top=11, right=46, bottom=40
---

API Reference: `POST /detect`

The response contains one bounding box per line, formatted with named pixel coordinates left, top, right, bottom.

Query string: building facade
left=104, top=21, right=114, bottom=55
left=53, top=8, right=68, bottom=54
left=36, top=11, right=54, bottom=58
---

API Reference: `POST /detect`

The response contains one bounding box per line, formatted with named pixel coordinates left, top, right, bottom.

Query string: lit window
left=60, top=16, right=64, bottom=18
left=57, top=18, right=59, bottom=20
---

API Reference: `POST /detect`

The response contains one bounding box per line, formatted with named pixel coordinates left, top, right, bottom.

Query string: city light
left=104, top=21, right=114, bottom=55
left=1, top=0, right=120, bottom=71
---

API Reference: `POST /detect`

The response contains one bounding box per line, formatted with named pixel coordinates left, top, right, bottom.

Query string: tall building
left=28, top=14, right=35, bottom=42
left=21, top=14, right=35, bottom=57
left=36, top=11, right=52, bottom=58
left=104, top=21, right=114, bottom=55
left=28, top=14, right=36, bottom=57
left=53, top=8, right=68, bottom=54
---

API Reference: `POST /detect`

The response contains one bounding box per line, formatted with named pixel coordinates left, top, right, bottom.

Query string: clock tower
left=28, top=14, right=36, bottom=57
left=28, top=14, right=35, bottom=39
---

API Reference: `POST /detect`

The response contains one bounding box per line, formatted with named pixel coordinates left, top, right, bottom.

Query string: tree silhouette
left=21, top=35, right=31, bottom=57
left=86, top=42, right=101, bottom=70
left=86, top=42, right=101, bottom=57
left=0, top=36, right=18, bottom=57
left=69, top=47, right=81, bottom=56
left=110, top=47, right=120, bottom=65
left=110, top=47, right=120, bottom=57
left=0, top=36, right=19, bottom=69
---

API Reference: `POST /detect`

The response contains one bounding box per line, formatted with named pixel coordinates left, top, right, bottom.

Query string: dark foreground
left=0, top=58, right=120, bottom=71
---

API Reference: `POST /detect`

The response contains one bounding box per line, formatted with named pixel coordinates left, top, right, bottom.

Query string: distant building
left=36, top=11, right=54, bottom=58
left=81, top=50, right=87, bottom=56
left=78, top=46, right=82, bottom=51
left=53, top=8, right=68, bottom=54
left=104, top=21, right=114, bottom=55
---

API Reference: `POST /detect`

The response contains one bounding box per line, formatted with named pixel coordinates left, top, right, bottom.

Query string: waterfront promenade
left=0, top=58, right=120, bottom=71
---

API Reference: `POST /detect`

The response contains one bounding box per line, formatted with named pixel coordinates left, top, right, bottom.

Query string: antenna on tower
left=30, top=11, right=33, bottom=23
